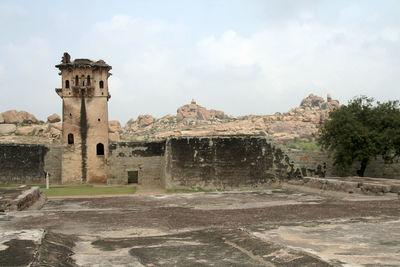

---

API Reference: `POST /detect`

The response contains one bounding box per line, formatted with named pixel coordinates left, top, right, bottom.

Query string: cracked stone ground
left=1, top=188, right=400, bottom=266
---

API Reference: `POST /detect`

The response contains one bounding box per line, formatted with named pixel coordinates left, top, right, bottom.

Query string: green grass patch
left=166, top=187, right=222, bottom=194
left=42, top=185, right=136, bottom=197
left=0, top=184, right=136, bottom=197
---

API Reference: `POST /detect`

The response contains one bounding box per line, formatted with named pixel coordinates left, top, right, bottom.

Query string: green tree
left=318, top=96, right=400, bottom=177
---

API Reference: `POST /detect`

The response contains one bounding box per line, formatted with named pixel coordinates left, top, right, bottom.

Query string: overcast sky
left=0, top=0, right=399, bottom=124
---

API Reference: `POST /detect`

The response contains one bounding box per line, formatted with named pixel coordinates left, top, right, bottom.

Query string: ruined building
left=55, top=53, right=112, bottom=184
left=1, top=54, right=399, bottom=187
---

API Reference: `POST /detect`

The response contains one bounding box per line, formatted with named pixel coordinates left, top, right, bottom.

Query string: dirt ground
left=1, top=186, right=400, bottom=266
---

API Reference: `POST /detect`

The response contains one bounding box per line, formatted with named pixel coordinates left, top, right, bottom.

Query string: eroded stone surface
left=0, top=229, right=43, bottom=267
left=254, top=219, right=400, bottom=266
left=1, top=189, right=400, bottom=266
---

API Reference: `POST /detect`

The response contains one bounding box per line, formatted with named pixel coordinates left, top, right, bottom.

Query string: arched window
left=96, top=143, right=104, bottom=155
left=99, top=80, right=104, bottom=88
left=75, top=75, right=79, bottom=86
left=65, top=80, right=69, bottom=88
left=87, top=75, right=91, bottom=86
left=68, top=133, right=74, bottom=144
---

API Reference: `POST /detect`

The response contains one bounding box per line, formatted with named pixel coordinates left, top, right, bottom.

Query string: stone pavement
left=1, top=187, right=400, bottom=266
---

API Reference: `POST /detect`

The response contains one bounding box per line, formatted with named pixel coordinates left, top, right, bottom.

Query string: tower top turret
left=55, top=52, right=112, bottom=72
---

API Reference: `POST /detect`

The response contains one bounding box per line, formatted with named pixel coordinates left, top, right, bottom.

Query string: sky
left=0, top=0, right=399, bottom=124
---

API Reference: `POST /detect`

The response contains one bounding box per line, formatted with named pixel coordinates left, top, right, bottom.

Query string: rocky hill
left=0, top=94, right=339, bottom=145
left=120, top=94, right=339, bottom=143
left=0, top=110, right=61, bottom=144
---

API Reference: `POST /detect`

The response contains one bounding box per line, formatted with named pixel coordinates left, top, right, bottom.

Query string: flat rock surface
left=1, top=188, right=400, bottom=266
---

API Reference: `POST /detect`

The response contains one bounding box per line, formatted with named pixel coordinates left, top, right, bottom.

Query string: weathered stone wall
left=0, top=144, right=62, bottom=184
left=281, top=148, right=331, bottom=177
left=331, top=157, right=400, bottom=179
left=1, top=138, right=398, bottom=187
left=107, top=141, right=165, bottom=185
left=162, top=136, right=311, bottom=189
left=282, top=148, right=400, bottom=179
left=0, top=144, right=48, bottom=184
left=44, top=145, right=62, bottom=184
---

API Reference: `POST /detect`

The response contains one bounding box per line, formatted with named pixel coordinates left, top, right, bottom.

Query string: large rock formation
left=300, top=93, right=340, bottom=110
left=121, top=94, right=340, bottom=143
left=0, top=94, right=340, bottom=145
left=0, top=124, right=17, bottom=135
left=300, top=94, right=325, bottom=107
left=0, top=111, right=62, bottom=144
left=137, top=115, right=155, bottom=127
left=1, top=110, right=39, bottom=124
left=109, top=120, right=122, bottom=142
left=47, top=113, right=61, bottom=123
left=176, top=100, right=226, bottom=121
left=1, top=110, right=20, bottom=124
left=17, top=111, right=39, bottom=124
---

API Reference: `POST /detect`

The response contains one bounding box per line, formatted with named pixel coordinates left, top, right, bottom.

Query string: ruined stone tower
left=56, top=53, right=112, bottom=184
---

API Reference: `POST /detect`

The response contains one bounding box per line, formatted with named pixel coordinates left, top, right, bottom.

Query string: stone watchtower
left=56, top=53, right=112, bottom=184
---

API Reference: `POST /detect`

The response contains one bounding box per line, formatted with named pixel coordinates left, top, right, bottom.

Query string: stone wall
left=44, top=145, right=62, bottom=184
left=331, top=157, right=400, bottom=179
left=281, top=148, right=331, bottom=177
left=107, top=141, right=165, bottom=185
left=0, top=144, right=48, bottom=184
left=162, top=136, right=313, bottom=189
left=281, top=148, right=400, bottom=179
left=1, top=138, right=398, bottom=187
left=0, top=144, right=62, bottom=185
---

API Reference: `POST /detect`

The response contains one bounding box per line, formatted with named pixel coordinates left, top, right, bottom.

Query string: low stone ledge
left=298, top=177, right=399, bottom=195
left=323, top=179, right=359, bottom=193
left=361, top=183, right=392, bottom=194
left=390, top=185, right=400, bottom=193
left=9, top=186, right=45, bottom=211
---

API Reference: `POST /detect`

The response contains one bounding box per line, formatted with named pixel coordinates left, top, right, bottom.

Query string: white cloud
left=96, top=15, right=184, bottom=35
left=78, top=15, right=190, bottom=123
left=192, top=20, right=400, bottom=115
left=1, top=8, right=399, bottom=125
left=197, top=30, right=256, bottom=68
left=89, top=14, right=400, bottom=123
left=0, top=37, right=60, bottom=119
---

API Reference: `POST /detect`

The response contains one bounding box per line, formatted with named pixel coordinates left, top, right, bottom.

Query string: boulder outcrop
left=121, top=94, right=340, bottom=143
left=137, top=115, right=155, bottom=127
left=0, top=94, right=341, bottom=145
left=1, top=110, right=39, bottom=124
left=0, top=124, right=17, bottom=135
left=47, top=113, right=61, bottom=123
left=1, top=110, right=20, bottom=124
left=300, top=94, right=325, bottom=107
left=18, top=111, right=39, bottom=124
left=109, top=120, right=122, bottom=132
left=176, top=100, right=226, bottom=121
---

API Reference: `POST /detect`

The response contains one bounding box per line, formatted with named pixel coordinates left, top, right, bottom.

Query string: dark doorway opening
left=127, top=171, right=138, bottom=184
left=96, top=143, right=104, bottom=155
left=68, top=133, right=74, bottom=144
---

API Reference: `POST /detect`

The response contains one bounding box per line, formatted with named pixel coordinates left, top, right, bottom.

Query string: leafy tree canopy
left=318, top=96, right=400, bottom=177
